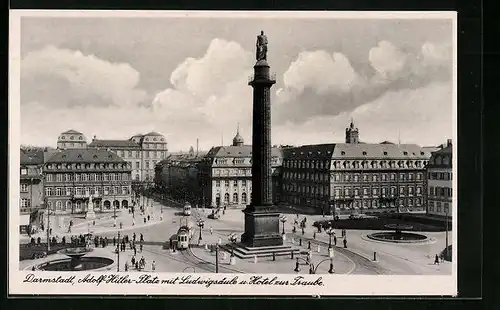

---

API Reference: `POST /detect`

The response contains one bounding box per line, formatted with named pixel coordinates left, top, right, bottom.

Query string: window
left=21, top=198, right=31, bottom=208
left=390, top=173, right=396, bottom=181
left=373, top=174, right=378, bottom=182
left=417, top=173, right=423, bottom=181
left=408, top=173, right=414, bottom=181
left=66, top=188, right=72, bottom=196
left=145, top=152, right=149, bottom=158
left=417, top=187, right=422, bottom=195
left=122, top=186, right=129, bottom=195
left=224, top=193, right=230, bottom=203
left=242, top=192, right=247, bottom=203
left=20, top=183, right=28, bottom=192
left=399, top=174, right=404, bottom=181
left=45, top=187, right=53, bottom=196
left=128, top=151, right=132, bottom=157
left=242, top=180, right=247, bottom=187
left=56, top=187, right=62, bottom=196
left=21, top=168, right=27, bottom=175
left=399, top=187, right=405, bottom=196
left=225, top=180, right=229, bottom=187
left=233, top=193, right=238, bottom=203
left=382, top=174, right=387, bottom=181
left=104, top=187, right=109, bottom=195
left=429, top=186, right=435, bottom=196
left=436, top=202, right=442, bottom=213
left=46, top=174, right=53, bottom=182
left=408, top=187, right=414, bottom=195
left=444, top=203, right=450, bottom=215
left=146, top=162, right=150, bottom=169
left=215, top=180, right=220, bottom=187
left=150, top=151, right=154, bottom=158
left=372, top=188, right=378, bottom=195
left=363, top=187, right=369, bottom=196
left=233, top=180, right=238, bottom=187
left=334, top=188, right=341, bottom=197
left=135, top=174, right=140, bottom=181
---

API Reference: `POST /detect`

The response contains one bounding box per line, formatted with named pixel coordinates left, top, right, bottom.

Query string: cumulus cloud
left=274, top=40, right=453, bottom=124
left=20, top=39, right=453, bottom=151
left=21, top=45, right=147, bottom=107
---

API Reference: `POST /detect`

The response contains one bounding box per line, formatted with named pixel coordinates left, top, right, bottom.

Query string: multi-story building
left=426, top=139, right=453, bottom=218
left=19, top=150, right=45, bottom=232
left=198, top=129, right=283, bottom=208
left=51, top=130, right=169, bottom=182
left=155, top=150, right=206, bottom=203
left=57, top=129, right=88, bottom=149
left=280, top=121, right=434, bottom=214
left=43, top=149, right=132, bottom=214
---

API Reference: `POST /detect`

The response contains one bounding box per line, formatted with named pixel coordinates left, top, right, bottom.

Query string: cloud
left=273, top=81, right=453, bottom=147
left=21, top=45, right=147, bottom=107
left=20, top=39, right=453, bottom=152
left=274, top=40, right=453, bottom=124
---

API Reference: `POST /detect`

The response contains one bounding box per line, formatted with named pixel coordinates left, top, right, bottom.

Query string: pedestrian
left=140, top=233, right=144, bottom=243
left=147, top=215, right=150, bottom=222
left=140, top=243, right=143, bottom=253
left=209, top=227, right=213, bottom=235
left=120, top=222, right=123, bottom=229
left=113, top=236, right=116, bottom=246
left=124, top=262, right=129, bottom=272
left=131, top=255, right=136, bottom=266
left=134, top=245, right=137, bottom=255
left=313, top=231, right=316, bottom=239
left=334, top=236, right=337, bottom=246
left=49, top=228, right=52, bottom=235
left=343, top=238, right=347, bottom=248
left=434, top=254, right=440, bottom=265
left=135, top=261, right=139, bottom=270
left=151, top=260, right=156, bottom=272
left=93, top=220, right=95, bottom=226
left=133, top=233, right=136, bottom=242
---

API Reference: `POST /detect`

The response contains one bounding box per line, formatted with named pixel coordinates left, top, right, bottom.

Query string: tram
left=170, top=225, right=191, bottom=250
left=183, top=202, right=192, bottom=216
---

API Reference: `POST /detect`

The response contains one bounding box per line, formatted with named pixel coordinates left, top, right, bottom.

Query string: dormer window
left=79, top=136, right=83, bottom=140
left=93, top=155, right=98, bottom=159
left=61, top=136, right=65, bottom=140
left=47, top=164, right=52, bottom=169
left=362, top=151, right=367, bottom=155
left=62, top=155, right=67, bottom=159
left=77, top=154, right=82, bottom=159
left=403, top=151, right=408, bottom=155
left=70, top=136, right=74, bottom=140
left=420, top=152, right=425, bottom=156
left=66, top=164, right=72, bottom=169
left=341, top=151, right=345, bottom=155
left=383, top=151, right=388, bottom=156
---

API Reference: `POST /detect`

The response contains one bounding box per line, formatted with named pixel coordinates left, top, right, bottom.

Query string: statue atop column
left=86, top=193, right=96, bottom=219
left=256, top=30, right=268, bottom=61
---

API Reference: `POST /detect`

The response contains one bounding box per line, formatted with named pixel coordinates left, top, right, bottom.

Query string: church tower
left=232, top=123, right=244, bottom=146
left=345, top=119, right=360, bottom=144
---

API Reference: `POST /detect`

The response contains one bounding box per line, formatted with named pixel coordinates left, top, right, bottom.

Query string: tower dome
left=232, top=123, right=244, bottom=146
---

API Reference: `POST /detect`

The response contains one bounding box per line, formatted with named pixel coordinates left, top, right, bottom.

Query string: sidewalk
left=20, top=203, right=166, bottom=243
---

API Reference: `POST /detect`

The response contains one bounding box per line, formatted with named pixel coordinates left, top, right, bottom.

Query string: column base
left=241, top=206, right=283, bottom=247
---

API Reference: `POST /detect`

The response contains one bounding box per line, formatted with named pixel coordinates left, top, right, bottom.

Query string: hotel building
left=280, top=121, right=434, bottom=214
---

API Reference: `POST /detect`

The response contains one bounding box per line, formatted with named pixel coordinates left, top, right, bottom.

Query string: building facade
left=43, top=149, right=132, bottom=214
left=51, top=130, right=169, bottom=182
left=57, top=130, right=88, bottom=149
left=20, top=150, right=44, bottom=215
left=426, top=140, right=453, bottom=218
left=198, top=130, right=283, bottom=208
left=280, top=121, right=434, bottom=214
left=155, top=150, right=206, bottom=204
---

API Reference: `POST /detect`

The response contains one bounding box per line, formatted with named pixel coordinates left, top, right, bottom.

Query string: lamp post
left=293, top=257, right=334, bottom=274
left=197, top=219, right=205, bottom=242
left=215, top=244, right=219, bottom=273
left=280, top=215, right=287, bottom=235
left=44, top=197, right=50, bottom=253
left=117, top=230, right=121, bottom=272
left=326, top=226, right=335, bottom=249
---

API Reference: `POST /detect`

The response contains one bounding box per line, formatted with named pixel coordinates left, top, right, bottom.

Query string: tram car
left=183, top=202, right=192, bottom=216
left=169, top=225, right=191, bottom=250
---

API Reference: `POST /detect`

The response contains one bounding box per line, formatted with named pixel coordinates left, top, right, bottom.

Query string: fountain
left=367, top=224, right=429, bottom=243
left=31, top=247, right=114, bottom=271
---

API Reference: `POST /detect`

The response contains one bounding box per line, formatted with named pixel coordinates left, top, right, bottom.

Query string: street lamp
left=293, top=257, right=334, bottom=274
left=197, top=219, right=205, bottom=242
left=117, top=230, right=121, bottom=272
left=280, top=215, right=287, bottom=235
left=326, top=226, right=335, bottom=249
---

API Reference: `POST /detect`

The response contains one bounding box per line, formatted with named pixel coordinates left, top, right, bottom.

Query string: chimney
left=93, top=135, right=97, bottom=142
left=196, top=138, right=199, bottom=157
left=447, top=139, right=452, bottom=147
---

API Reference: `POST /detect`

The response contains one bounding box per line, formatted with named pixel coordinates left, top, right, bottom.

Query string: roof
left=43, top=150, right=59, bottom=163
left=205, top=145, right=283, bottom=158
left=88, top=139, right=141, bottom=148
left=61, top=129, right=83, bottom=135
left=144, top=131, right=163, bottom=137
left=45, top=149, right=126, bottom=163
left=283, top=143, right=432, bottom=160
left=20, top=150, right=44, bottom=165
left=432, top=144, right=452, bottom=156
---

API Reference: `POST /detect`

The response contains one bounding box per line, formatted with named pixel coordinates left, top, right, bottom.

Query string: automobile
left=349, top=213, right=365, bottom=220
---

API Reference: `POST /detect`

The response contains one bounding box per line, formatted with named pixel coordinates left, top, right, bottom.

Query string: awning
left=20, top=214, right=30, bottom=226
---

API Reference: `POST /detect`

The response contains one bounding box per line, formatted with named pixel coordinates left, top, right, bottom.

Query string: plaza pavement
left=19, top=200, right=453, bottom=275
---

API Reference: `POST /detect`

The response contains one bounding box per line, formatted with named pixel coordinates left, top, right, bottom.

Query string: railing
left=248, top=72, right=277, bottom=82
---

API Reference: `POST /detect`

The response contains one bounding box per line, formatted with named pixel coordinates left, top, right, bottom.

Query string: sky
left=18, top=13, right=455, bottom=152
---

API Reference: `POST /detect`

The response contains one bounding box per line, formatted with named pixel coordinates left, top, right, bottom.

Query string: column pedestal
left=241, top=207, right=283, bottom=247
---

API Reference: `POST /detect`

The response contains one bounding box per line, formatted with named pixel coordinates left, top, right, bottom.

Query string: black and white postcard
left=9, top=10, right=457, bottom=296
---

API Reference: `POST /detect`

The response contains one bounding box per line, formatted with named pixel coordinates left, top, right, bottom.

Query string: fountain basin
left=32, top=256, right=114, bottom=271
left=367, top=231, right=429, bottom=243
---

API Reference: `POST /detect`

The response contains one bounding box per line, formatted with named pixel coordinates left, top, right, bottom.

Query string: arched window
left=66, top=201, right=72, bottom=211
left=56, top=201, right=62, bottom=211
left=76, top=201, right=81, bottom=210
left=232, top=193, right=238, bottom=203
left=224, top=193, right=230, bottom=203
left=241, top=192, right=247, bottom=204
